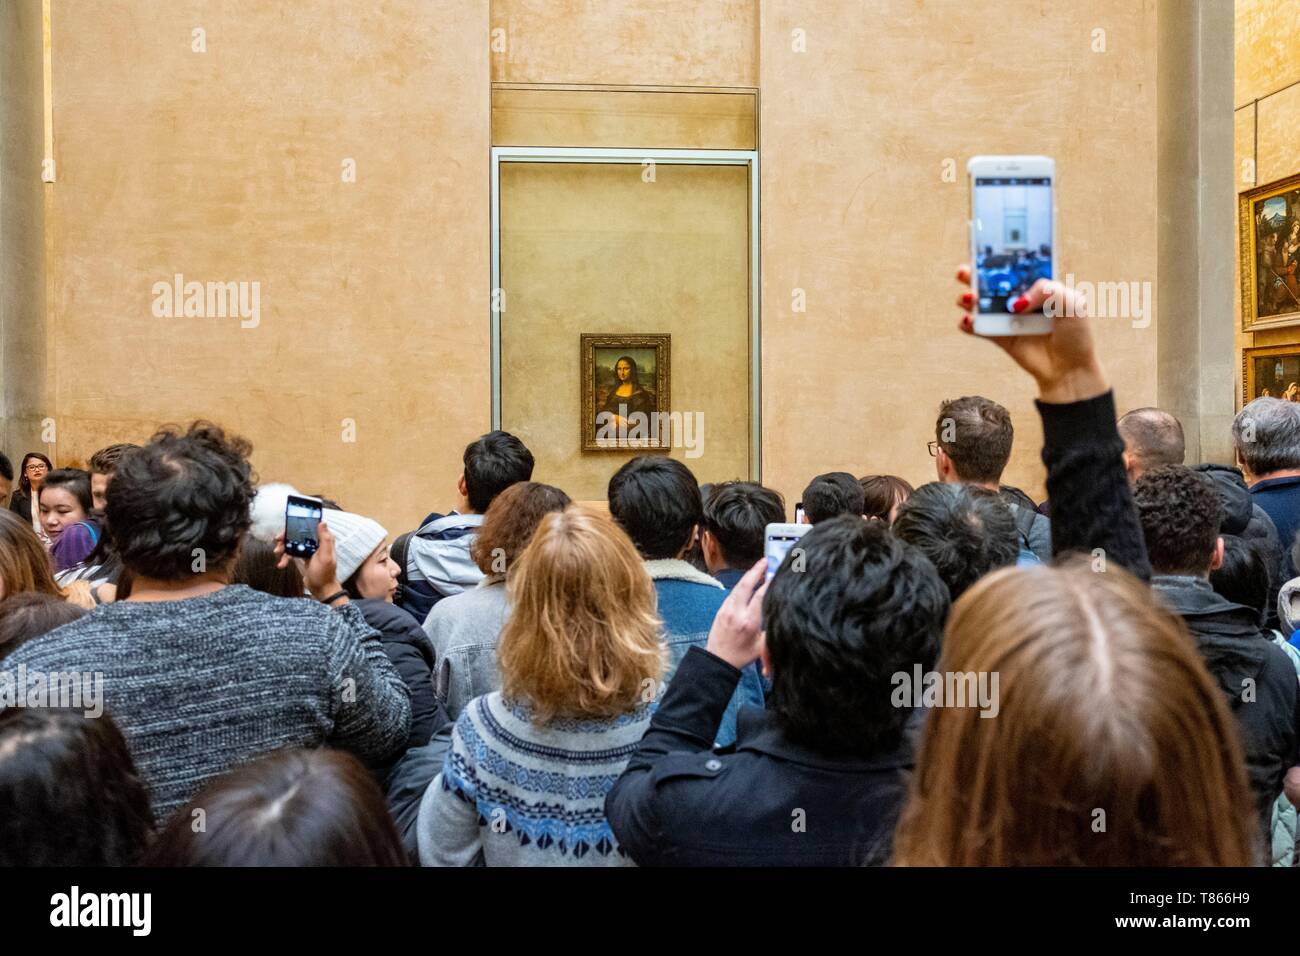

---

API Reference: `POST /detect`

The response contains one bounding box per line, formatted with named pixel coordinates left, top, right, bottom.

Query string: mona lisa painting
left=581, top=333, right=671, bottom=450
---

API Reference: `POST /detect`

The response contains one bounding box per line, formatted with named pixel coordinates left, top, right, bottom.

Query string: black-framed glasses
left=927, top=440, right=938, bottom=457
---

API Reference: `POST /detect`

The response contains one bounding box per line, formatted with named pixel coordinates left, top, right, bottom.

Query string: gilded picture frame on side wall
left=1242, top=343, right=1300, bottom=406
left=581, top=333, right=671, bottom=451
left=1240, top=172, right=1300, bottom=332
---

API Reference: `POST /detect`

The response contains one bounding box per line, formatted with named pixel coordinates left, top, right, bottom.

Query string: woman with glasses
left=9, top=452, right=53, bottom=546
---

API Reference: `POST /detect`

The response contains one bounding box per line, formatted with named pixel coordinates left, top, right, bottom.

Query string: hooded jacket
left=1152, top=574, right=1300, bottom=831
left=1195, top=465, right=1283, bottom=620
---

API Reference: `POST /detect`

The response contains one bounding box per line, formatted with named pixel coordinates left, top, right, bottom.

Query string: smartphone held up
left=765, top=522, right=812, bottom=582
left=284, top=494, right=323, bottom=559
left=967, top=155, right=1056, bottom=336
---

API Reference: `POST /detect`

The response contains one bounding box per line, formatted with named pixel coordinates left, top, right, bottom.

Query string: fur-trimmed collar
left=643, top=559, right=724, bottom=589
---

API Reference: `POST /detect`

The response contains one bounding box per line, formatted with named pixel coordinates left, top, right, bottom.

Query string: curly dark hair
left=0, top=708, right=155, bottom=866
left=1133, top=465, right=1221, bottom=575
left=105, top=421, right=254, bottom=580
left=763, top=515, right=948, bottom=758
left=892, top=483, right=1019, bottom=601
left=471, top=481, right=571, bottom=576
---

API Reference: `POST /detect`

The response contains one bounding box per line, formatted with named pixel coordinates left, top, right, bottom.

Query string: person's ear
left=935, top=447, right=953, bottom=482
left=1121, top=450, right=1140, bottom=484
left=760, top=644, right=773, bottom=681
left=1210, top=536, right=1225, bottom=572
left=457, top=473, right=468, bottom=498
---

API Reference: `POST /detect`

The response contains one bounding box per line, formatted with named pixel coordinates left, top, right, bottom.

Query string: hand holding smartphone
left=765, top=522, right=812, bottom=582
left=284, top=494, right=323, bottom=558
left=968, top=155, right=1056, bottom=336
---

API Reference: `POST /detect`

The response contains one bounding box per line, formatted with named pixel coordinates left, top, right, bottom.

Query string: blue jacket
left=645, top=559, right=765, bottom=748
left=400, top=512, right=484, bottom=623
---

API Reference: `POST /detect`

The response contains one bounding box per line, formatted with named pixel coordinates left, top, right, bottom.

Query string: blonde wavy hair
left=893, top=557, right=1256, bottom=866
left=497, top=504, right=665, bottom=722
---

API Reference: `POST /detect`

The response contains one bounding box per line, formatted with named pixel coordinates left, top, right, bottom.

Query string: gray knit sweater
left=2, top=585, right=411, bottom=820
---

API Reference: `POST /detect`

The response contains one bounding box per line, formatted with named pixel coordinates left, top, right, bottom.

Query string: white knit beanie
left=322, top=508, right=388, bottom=585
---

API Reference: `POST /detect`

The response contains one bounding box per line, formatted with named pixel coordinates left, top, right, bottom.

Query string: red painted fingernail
left=961, top=292, right=974, bottom=306
left=1010, top=296, right=1029, bottom=313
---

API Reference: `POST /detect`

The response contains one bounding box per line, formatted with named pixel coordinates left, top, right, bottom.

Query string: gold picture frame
left=581, top=333, right=671, bottom=451
left=1239, top=171, right=1300, bottom=331
left=1242, top=344, right=1300, bottom=406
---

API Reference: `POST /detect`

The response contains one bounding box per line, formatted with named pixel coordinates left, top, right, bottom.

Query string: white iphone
left=765, top=522, right=812, bottom=581
left=967, top=155, right=1056, bottom=336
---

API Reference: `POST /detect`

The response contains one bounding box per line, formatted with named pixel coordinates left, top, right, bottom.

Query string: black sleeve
left=371, top=607, right=451, bottom=749
left=1038, top=390, right=1152, bottom=580
left=605, top=646, right=741, bottom=862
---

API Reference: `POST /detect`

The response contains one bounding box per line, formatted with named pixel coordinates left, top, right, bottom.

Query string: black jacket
left=1038, top=392, right=1151, bottom=578
left=1151, top=574, right=1300, bottom=829
left=355, top=598, right=449, bottom=753
left=8, top=488, right=33, bottom=520
left=605, top=646, right=914, bottom=866
left=1195, top=463, right=1284, bottom=625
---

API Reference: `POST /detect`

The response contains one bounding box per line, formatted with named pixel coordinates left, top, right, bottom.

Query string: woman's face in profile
left=616, top=360, right=632, bottom=383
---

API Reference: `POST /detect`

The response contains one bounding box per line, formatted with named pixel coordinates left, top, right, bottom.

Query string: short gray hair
left=1232, top=397, right=1300, bottom=476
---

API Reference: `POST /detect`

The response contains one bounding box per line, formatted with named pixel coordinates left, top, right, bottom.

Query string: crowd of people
left=1, top=269, right=1298, bottom=867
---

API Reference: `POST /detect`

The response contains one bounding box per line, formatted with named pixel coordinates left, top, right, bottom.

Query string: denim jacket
left=422, top=576, right=509, bottom=720
left=645, top=559, right=766, bottom=748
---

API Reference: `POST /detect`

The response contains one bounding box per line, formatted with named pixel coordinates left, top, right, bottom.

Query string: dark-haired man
left=800, top=472, right=864, bottom=524
left=892, top=483, right=1018, bottom=603
left=606, top=517, right=949, bottom=865
left=700, top=481, right=786, bottom=589
left=2, top=421, right=411, bottom=820
left=88, top=442, right=140, bottom=513
left=1134, top=464, right=1299, bottom=832
left=932, top=395, right=1050, bottom=562
left=609, top=456, right=764, bottom=747
left=401, top=431, right=534, bottom=622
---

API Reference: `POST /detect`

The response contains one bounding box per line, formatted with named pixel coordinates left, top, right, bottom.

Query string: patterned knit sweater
left=1, top=585, right=411, bottom=820
left=416, top=692, right=652, bottom=866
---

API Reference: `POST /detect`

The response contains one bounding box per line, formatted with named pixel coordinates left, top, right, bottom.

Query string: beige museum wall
left=1235, top=0, right=1300, bottom=384
left=759, top=0, right=1158, bottom=506
left=43, top=0, right=490, bottom=533
left=15, top=0, right=1177, bottom=528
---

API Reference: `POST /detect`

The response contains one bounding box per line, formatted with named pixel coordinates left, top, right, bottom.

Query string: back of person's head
left=106, top=421, right=254, bottom=580
left=471, top=481, right=571, bottom=576
left=1133, top=465, right=1221, bottom=576
left=0, top=510, right=63, bottom=602
left=231, top=536, right=305, bottom=598
left=0, top=452, right=12, bottom=483
left=859, top=474, right=914, bottom=523
left=935, top=396, right=1013, bottom=484
left=144, top=748, right=405, bottom=866
left=1117, top=407, right=1185, bottom=477
left=763, top=515, right=948, bottom=758
left=801, top=472, right=865, bottom=524
left=463, top=431, right=534, bottom=513
left=607, top=455, right=702, bottom=560
left=1233, top=397, right=1300, bottom=479
left=0, top=592, right=87, bottom=661
left=893, top=560, right=1256, bottom=865
left=892, top=483, right=1018, bottom=601
left=0, top=708, right=155, bottom=866
left=1209, top=535, right=1269, bottom=620
left=701, top=481, right=786, bottom=568
left=89, top=442, right=139, bottom=477
left=498, top=505, right=665, bottom=722
left=39, top=468, right=93, bottom=513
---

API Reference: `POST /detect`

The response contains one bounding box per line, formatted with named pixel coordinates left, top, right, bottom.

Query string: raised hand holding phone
left=956, top=266, right=1108, bottom=405
left=705, top=558, right=769, bottom=670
